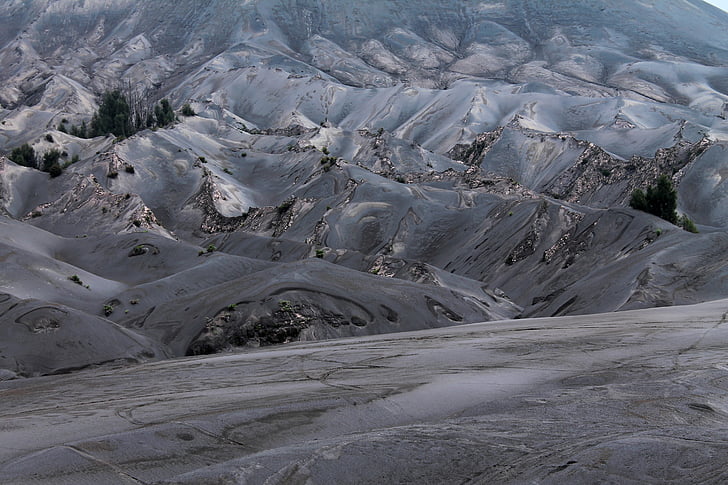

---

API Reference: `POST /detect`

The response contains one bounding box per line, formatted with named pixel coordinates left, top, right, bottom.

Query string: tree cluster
left=61, top=87, right=188, bottom=139
left=629, top=175, right=698, bottom=233
left=8, top=144, right=67, bottom=178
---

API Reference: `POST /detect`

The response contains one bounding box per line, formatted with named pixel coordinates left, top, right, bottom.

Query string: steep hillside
left=1, top=0, right=728, bottom=376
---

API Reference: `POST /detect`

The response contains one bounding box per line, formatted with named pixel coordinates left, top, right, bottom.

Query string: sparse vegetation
left=679, top=214, right=699, bottom=233
left=181, top=103, right=196, bottom=116
left=90, top=90, right=133, bottom=138
left=65, top=87, right=180, bottom=140
left=9, top=143, right=37, bottom=168
left=206, top=244, right=217, bottom=253
left=630, top=175, right=678, bottom=225
left=129, top=245, right=146, bottom=257
left=48, top=163, right=63, bottom=178
left=69, top=275, right=83, bottom=285
left=315, top=249, right=325, bottom=258
left=278, top=300, right=294, bottom=312
left=42, top=149, right=61, bottom=172
left=154, top=98, right=176, bottom=127
left=103, top=304, right=114, bottom=317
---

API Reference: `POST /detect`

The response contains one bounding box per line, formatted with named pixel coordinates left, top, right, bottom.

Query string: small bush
left=679, top=214, right=699, bottom=233
left=69, top=275, right=83, bottom=285
left=42, top=149, right=62, bottom=172
left=125, top=164, right=135, bottom=174
left=181, top=103, right=196, bottom=116
left=45, top=133, right=54, bottom=143
left=9, top=143, right=38, bottom=168
left=315, top=249, right=325, bottom=258
left=206, top=244, right=217, bottom=253
left=48, top=163, right=63, bottom=178
left=103, top=304, right=114, bottom=316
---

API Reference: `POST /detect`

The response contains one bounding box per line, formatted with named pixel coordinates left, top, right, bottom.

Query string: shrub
left=206, top=244, right=216, bottom=253
left=315, top=249, right=325, bottom=258
left=42, top=149, right=62, bottom=172
left=154, top=98, right=176, bottom=126
left=69, top=275, right=83, bottom=285
left=679, top=214, right=699, bottom=233
left=181, top=103, right=195, bottom=116
left=9, top=143, right=37, bottom=168
left=48, top=163, right=63, bottom=178
left=630, top=175, right=678, bottom=224
left=103, top=304, right=114, bottom=316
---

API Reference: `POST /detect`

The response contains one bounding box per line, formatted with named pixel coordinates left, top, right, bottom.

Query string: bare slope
left=1, top=300, right=728, bottom=483
left=1, top=0, right=728, bottom=375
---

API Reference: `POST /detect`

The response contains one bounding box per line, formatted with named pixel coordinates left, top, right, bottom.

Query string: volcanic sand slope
left=1, top=0, right=728, bottom=376
left=1, top=300, right=728, bottom=483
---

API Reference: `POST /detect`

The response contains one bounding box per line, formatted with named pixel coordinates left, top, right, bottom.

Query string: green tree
left=9, top=143, right=37, bottom=168
left=646, top=175, right=677, bottom=224
left=42, top=149, right=62, bottom=172
left=181, top=103, right=195, bottom=116
left=90, top=90, right=132, bottom=137
left=48, top=163, right=63, bottom=178
left=629, top=188, right=648, bottom=212
left=154, top=98, right=176, bottom=126
left=630, top=175, right=680, bottom=226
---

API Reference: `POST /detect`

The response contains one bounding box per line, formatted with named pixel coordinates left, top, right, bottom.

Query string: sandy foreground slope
left=1, top=299, right=728, bottom=484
